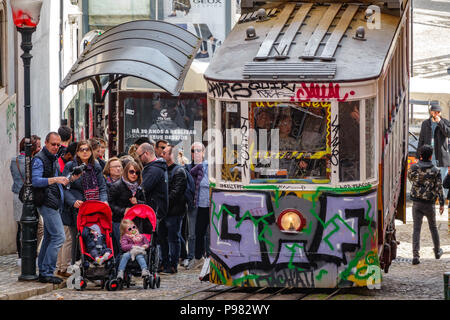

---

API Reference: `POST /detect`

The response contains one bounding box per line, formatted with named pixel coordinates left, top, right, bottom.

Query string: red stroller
left=120, top=204, right=161, bottom=289
left=75, top=200, right=119, bottom=291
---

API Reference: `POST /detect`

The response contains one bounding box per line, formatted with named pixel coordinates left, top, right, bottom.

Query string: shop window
left=249, top=102, right=330, bottom=183
left=339, top=101, right=360, bottom=182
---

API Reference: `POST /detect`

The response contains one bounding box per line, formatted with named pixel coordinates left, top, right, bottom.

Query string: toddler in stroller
left=117, top=219, right=150, bottom=279
left=74, top=200, right=118, bottom=291
left=116, top=204, right=161, bottom=289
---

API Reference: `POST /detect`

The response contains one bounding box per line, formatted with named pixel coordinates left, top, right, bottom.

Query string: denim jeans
left=412, top=201, right=440, bottom=258
left=159, top=215, right=183, bottom=269
left=118, top=252, right=147, bottom=271
left=186, top=207, right=197, bottom=260
left=37, top=206, right=66, bottom=277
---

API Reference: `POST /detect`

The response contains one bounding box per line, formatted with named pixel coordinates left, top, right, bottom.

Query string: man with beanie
left=418, top=105, right=450, bottom=195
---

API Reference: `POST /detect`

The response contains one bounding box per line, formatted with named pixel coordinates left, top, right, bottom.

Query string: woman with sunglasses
left=108, top=161, right=146, bottom=256
left=60, top=141, right=108, bottom=269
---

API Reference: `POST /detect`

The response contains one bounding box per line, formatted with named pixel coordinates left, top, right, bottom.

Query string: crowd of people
left=10, top=126, right=210, bottom=284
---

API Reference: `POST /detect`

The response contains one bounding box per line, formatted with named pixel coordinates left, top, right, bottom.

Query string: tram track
left=177, top=285, right=348, bottom=301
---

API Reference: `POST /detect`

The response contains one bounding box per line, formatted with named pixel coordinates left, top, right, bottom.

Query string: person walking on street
left=407, top=144, right=444, bottom=265
left=32, top=132, right=69, bottom=284
left=160, top=145, right=187, bottom=273
left=418, top=105, right=450, bottom=196
left=10, top=136, right=42, bottom=265
left=190, top=143, right=210, bottom=268
left=108, top=160, right=146, bottom=256
left=62, top=141, right=108, bottom=269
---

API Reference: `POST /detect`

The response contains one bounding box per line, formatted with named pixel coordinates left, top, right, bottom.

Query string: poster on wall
left=163, top=0, right=226, bottom=61
left=124, top=93, right=207, bottom=157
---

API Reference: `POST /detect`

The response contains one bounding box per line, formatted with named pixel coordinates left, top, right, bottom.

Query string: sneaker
left=182, top=259, right=190, bottom=268
left=141, top=269, right=150, bottom=277
left=412, top=257, right=420, bottom=265
left=117, top=270, right=124, bottom=280
left=39, top=276, right=63, bottom=284
left=435, top=248, right=443, bottom=259
left=185, top=259, right=195, bottom=270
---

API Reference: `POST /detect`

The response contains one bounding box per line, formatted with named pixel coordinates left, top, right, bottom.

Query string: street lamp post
left=10, top=0, right=43, bottom=281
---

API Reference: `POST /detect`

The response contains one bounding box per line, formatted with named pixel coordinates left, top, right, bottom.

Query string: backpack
left=170, top=164, right=196, bottom=212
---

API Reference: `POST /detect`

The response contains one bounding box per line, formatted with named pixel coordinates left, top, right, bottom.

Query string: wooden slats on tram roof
left=255, top=2, right=297, bottom=60
left=320, top=4, right=359, bottom=60
left=204, top=1, right=402, bottom=82
left=301, top=3, right=342, bottom=59
left=275, top=3, right=313, bottom=58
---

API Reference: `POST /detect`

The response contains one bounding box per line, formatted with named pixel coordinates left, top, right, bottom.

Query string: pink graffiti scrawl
left=290, top=82, right=355, bottom=103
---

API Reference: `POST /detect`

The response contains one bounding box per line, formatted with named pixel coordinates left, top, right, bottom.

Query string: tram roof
left=205, top=1, right=405, bottom=83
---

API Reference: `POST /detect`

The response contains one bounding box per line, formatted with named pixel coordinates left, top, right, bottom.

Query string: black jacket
left=167, top=164, right=187, bottom=217
left=33, top=148, right=62, bottom=210
left=141, top=158, right=168, bottom=220
left=61, top=159, right=108, bottom=226
left=418, top=117, right=450, bottom=167
left=108, top=178, right=146, bottom=223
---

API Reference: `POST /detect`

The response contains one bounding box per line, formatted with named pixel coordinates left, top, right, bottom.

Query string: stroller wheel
left=143, top=277, right=150, bottom=289
left=78, top=278, right=87, bottom=291
left=105, top=280, right=111, bottom=291
left=108, top=279, right=120, bottom=291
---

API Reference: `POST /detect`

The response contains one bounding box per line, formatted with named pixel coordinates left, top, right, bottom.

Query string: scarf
left=81, top=163, right=100, bottom=201
left=122, top=176, right=139, bottom=197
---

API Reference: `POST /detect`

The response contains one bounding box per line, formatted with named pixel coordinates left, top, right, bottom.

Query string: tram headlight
left=277, top=209, right=306, bottom=233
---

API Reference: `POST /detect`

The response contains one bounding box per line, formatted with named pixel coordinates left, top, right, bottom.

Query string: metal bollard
left=445, top=272, right=450, bottom=300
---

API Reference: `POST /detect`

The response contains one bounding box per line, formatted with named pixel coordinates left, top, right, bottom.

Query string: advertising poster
left=124, top=93, right=207, bottom=155
left=163, top=0, right=226, bottom=61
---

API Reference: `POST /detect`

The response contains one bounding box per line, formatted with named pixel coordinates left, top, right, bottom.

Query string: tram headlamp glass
left=277, top=209, right=306, bottom=233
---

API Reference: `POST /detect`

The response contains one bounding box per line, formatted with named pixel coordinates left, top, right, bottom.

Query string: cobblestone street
left=0, top=204, right=442, bottom=301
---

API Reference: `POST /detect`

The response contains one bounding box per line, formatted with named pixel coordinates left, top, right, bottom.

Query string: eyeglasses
left=127, top=225, right=137, bottom=232
left=129, top=170, right=140, bottom=175
left=79, top=147, right=91, bottom=152
left=191, top=149, right=203, bottom=153
left=137, top=151, right=145, bottom=159
left=50, top=143, right=61, bottom=147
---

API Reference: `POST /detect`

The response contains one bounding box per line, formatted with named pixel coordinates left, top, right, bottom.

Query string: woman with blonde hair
left=108, top=160, right=146, bottom=255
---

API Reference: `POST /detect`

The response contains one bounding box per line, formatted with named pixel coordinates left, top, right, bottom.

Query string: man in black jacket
left=418, top=105, right=450, bottom=195
left=136, top=143, right=169, bottom=220
left=159, top=145, right=187, bottom=273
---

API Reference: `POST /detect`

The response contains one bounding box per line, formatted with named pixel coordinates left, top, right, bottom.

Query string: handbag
left=17, top=157, right=46, bottom=207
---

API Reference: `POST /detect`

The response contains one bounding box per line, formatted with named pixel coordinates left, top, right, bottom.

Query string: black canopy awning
left=60, top=20, right=201, bottom=97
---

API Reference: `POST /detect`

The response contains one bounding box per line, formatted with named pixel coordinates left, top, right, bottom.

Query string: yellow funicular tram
left=203, top=0, right=411, bottom=288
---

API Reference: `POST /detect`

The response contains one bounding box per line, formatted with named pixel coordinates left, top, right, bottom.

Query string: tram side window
left=339, top=101, right=360, bottom=182
left=221, top=101, right=242, bottom=182
left=250, top=102, right=330, bottom=182
left=366, top=98, right=375, bottom=180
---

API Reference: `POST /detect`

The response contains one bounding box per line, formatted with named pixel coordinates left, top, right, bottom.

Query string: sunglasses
left=127, top=225, right=137, bottom=232
left=191, top=149, right=203, bottom=153
left=129, top=170, right=140, bottom=175
left=79, top=147, right=91, bottom=152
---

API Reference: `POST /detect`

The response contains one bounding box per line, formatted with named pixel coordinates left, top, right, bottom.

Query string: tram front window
left=250, top=102, right=330, bottom=182
left=339, top=101, right=360, bottom=182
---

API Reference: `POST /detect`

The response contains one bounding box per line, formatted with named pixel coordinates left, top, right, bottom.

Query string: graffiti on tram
left=208, top=187, right=381, bottom=288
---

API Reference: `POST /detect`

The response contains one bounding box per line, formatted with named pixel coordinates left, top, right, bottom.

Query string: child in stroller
left=74, top=200, right=118, bottom=291
left=116, top=204, right=161, bottom=289
left=117, top=219, right=150, bottom=279
left=81, top=224, right=112, bottom=265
